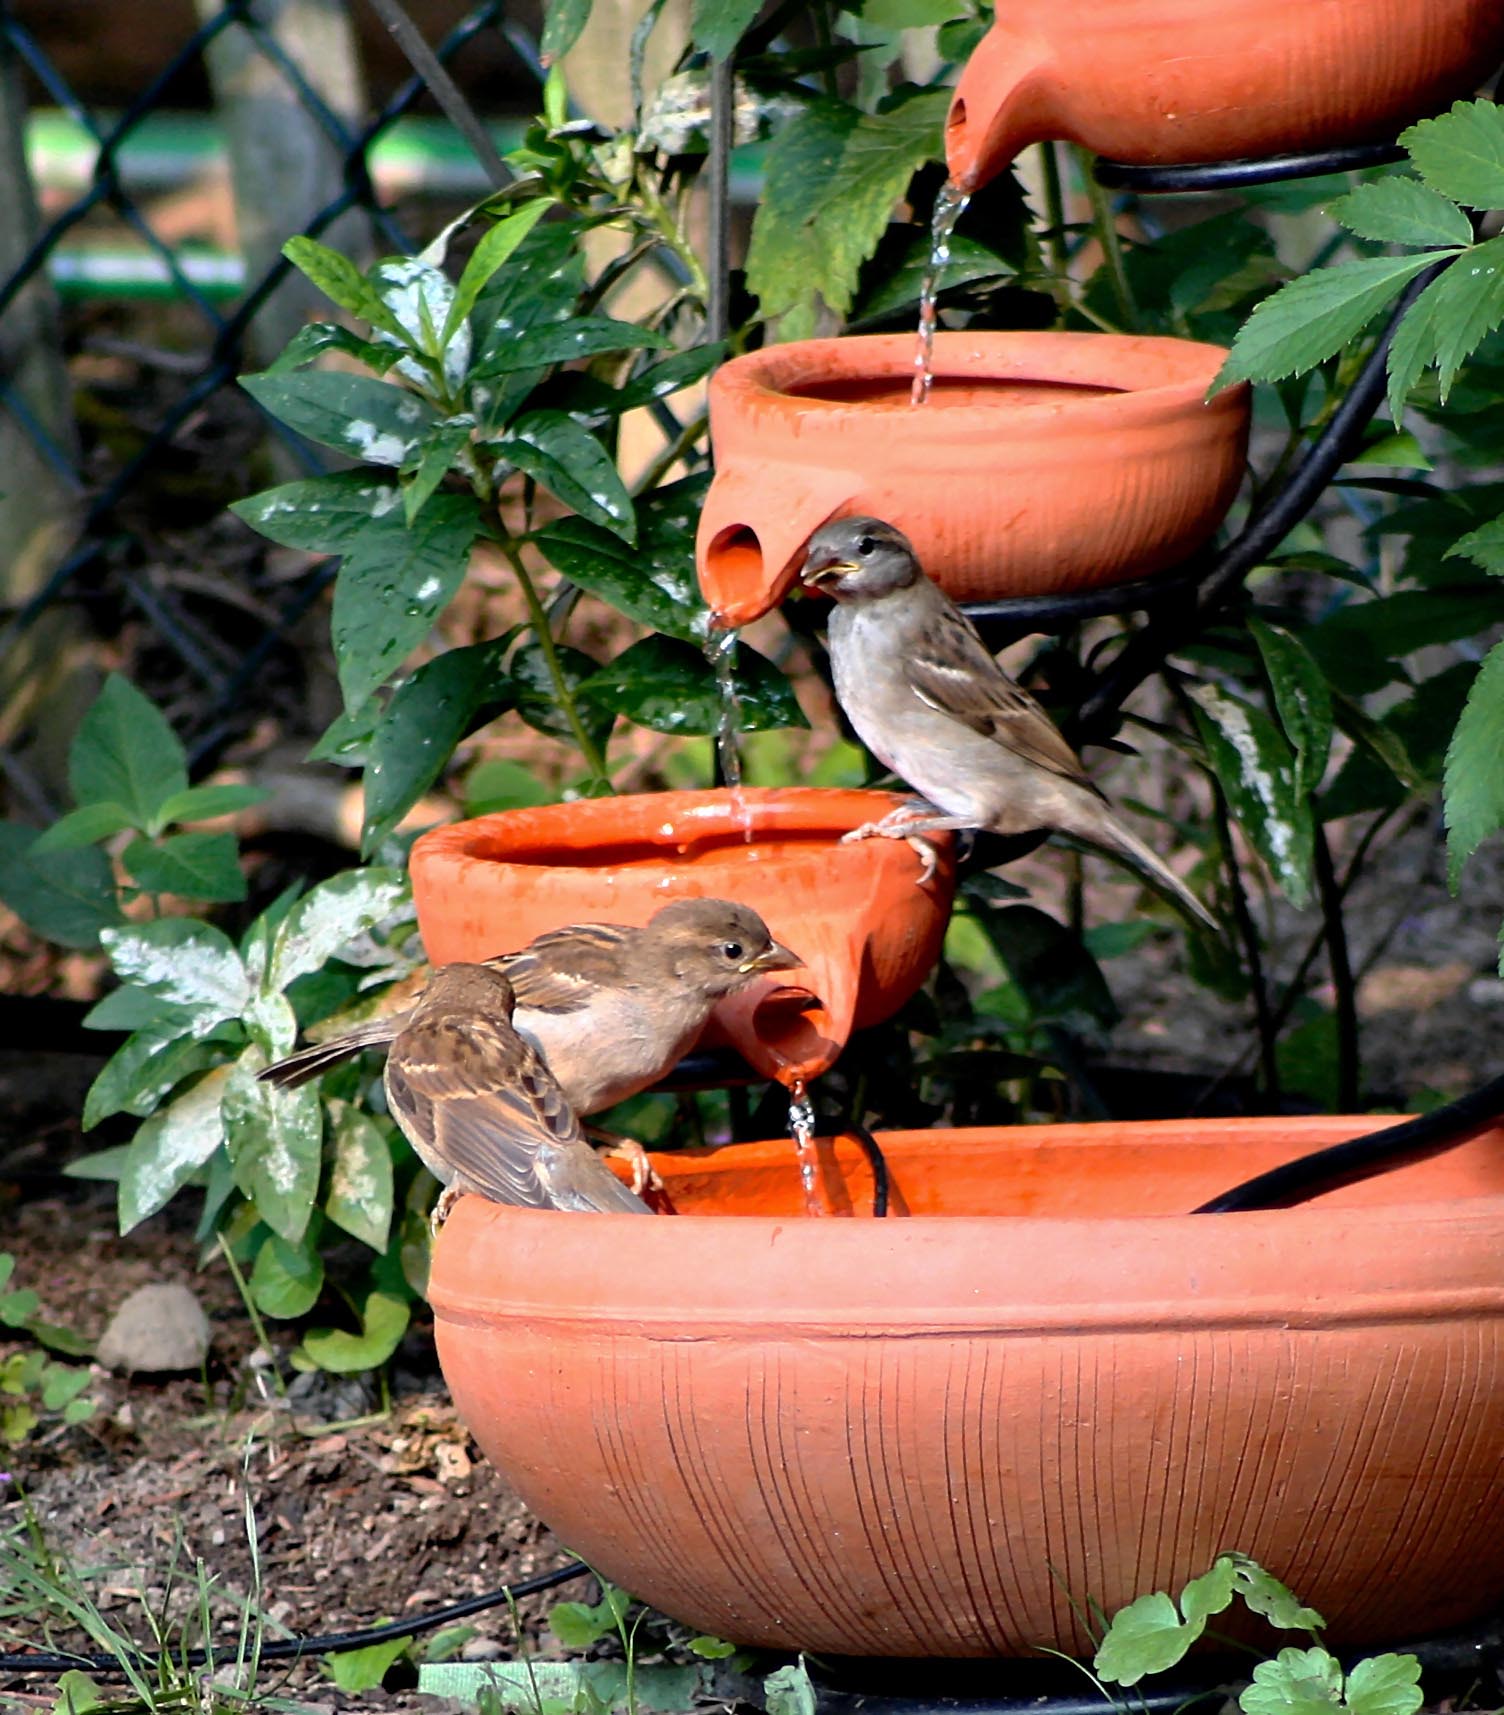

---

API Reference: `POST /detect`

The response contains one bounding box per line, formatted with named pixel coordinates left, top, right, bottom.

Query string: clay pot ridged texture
left=696, top=332, right=1250, bottom=629
left=408, top=787, right=954, bottom=1085
left=947, top=0, right=1504, bottom=190
left=431, top=1119, right=1504, bottom=1658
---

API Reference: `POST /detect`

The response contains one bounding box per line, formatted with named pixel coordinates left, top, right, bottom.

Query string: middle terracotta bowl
left=407, top=787, right=956, bottom=1085
left=697, top=331, right=1251, bottom=628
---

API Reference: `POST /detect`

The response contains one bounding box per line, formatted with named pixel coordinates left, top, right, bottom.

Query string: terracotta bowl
left=407, top=787, right=954, bottom=1085
left=948, top=0, right=1504, bottom=190
left=431, top=1118, right=1504, bottom=1657
left=696, top=332, right=1249, bottom=628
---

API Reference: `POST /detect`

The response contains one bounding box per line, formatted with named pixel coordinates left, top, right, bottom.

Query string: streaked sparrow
left=799, top=517, right=1216, bottom=931
left=383, top=963, right=652, bottom=1223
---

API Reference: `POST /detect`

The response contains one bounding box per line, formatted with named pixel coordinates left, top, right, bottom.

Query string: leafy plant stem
left=1038, top=142, right=1070, bottom=284
left=216, top=1233, right=287, bottom=1402
left=501, top=542, right=614, bottom=782
left=633, top=410, right=708, bottom=496
left=1311, top=821, right=1360, bottom=1108
left=633, top=180, right=709, bottom=304
left=1210, top=765, right=1281, bottom=1097
left=1076, top=148, right=1140, bottom=333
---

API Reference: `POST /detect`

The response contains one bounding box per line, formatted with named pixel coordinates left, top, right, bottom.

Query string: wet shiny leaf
left=225, top=1053, right=323, bottom=1244
left=270, top=868, right=411, bottom=992
left=511, top=640, right=614, bottom=752
left=240, top=370, right=442, bottom=465
left=497, top=410, right=635, bottom=540
left=474, top=316, right=671, bottom=377
left=100, top=920, right=251, bottom=1027
left=232, top=471, right=407, bottom=555
left=578, top=635, right=807, bottom=734
left=325, top=1102, right=396, bottom=1252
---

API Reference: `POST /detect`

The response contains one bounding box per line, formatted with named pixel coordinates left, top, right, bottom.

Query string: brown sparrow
left=384, top=963, right=652, bottom=1223
left=800, top=517, right=1216, bottom=930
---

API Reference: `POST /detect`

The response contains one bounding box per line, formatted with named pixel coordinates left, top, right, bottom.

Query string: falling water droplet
left=787, top=1078, right=824, bottom=1217
left=911, top=179, right=972, bottom=408
left=705, top=628, right=754, bottom=842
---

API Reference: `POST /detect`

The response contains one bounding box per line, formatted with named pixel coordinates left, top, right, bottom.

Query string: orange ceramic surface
left=696, top=332, right=1249, bottom=628
left=947, top=0, right=1504, bottom=190
left=431, top=1117, right=1504, bottom=1656
left=407, top=787, right=954, bottom=1085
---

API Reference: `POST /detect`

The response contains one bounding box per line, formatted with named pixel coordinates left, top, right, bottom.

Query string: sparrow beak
left=800, top=556, right=859, bottom=592
left=742, top=940, right=802, bottom=974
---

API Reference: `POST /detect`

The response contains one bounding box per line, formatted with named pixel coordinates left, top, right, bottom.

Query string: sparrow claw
left=431, top=1182, right=464, bottom=1232
left=598, top=1137, right=663, bottom=1197
left=907, top=835, right=940, bottom=887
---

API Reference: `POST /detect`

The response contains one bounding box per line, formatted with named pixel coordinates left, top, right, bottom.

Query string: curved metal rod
left=1095, top=141, right=1404, bottom=195
left=844, top=1120, right=891, bottom=1216
left=1193, top=1071, right=1504, bottom=1213
left=962, top=559, right=1204, bottom=650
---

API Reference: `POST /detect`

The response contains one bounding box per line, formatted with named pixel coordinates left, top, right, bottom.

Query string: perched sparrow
left=799, top=517, right=1217, bottom=931
left=383, top=963, right=652, bottom=1223
left=261, top=899, right=802, bottom=1159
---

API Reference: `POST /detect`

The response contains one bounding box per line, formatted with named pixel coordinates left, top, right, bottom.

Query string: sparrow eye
left=856, top=535, right=877, bottom=556
left=721, top=940, right=745, bottom=961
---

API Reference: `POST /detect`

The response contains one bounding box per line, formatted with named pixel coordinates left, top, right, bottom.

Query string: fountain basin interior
left=432, top=1117, right=1504, bottom=1658
left=696, top=331, right=1250, bottom=628
left=408, top=787, right=956, bottom=1084
left=946, top=0, right=1504, bottom=190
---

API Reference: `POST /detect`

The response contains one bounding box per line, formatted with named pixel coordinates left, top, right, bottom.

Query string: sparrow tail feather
left=259, top=1019, right=402, bottom=1088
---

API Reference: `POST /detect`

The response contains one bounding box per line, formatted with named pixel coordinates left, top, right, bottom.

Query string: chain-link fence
left=0, top=0, right=567, bottom=803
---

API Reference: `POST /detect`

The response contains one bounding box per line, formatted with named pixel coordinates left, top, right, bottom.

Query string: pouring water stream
left=910, top=180, right=972, bottom=407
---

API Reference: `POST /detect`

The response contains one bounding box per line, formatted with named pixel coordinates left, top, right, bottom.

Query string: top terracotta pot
left=697, top=331, right=1248, bottom=629
left=407, top=787, right=955, bottom=1086
left=947, top=0, right=1504, bottom=191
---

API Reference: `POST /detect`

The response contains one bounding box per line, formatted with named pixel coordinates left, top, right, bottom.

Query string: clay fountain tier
left=945, top=0, right=1504, bottom=191
left=429, top=1116, right=1504, bottom=1658
left=695, top=330, right=1250, bottom=630
left=407, top=786, right=957, bottom=1086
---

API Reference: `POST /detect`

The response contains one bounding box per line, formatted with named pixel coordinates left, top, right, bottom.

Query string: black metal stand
left=1094, top=140, right=1404, bottom=195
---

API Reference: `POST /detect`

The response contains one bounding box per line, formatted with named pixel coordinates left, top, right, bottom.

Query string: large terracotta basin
left=408, top=787, right=954, bottom=1085
left=696, top=332, right=1249, bottom=629
left=947, top=0, right=1504, bottom=190
left=431, top=1118, right=1504, bottom=1657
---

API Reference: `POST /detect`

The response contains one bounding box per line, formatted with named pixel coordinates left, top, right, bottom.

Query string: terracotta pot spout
left=697, top=464, right=857, bottom=631
left=945, top=24, right=1054, bottom=194
left=705, top=918, right=867, bottom=1085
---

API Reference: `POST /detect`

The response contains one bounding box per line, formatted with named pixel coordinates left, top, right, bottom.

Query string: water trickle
left=910, top=179, right=972, bottom=408
left=705, top=627, right=754, bottom=841
left=788, top=1078, right=824, bottom=1217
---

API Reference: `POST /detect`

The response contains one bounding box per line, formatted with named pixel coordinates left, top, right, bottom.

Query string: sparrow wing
left=385, top=1012, right=649, bottom=1213
left=489, top=922, right=640, bottom=1015
left=907, top=602, right=1097, bottom=793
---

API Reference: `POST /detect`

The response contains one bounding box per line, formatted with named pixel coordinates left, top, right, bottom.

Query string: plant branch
left=501, top=542, right=613, bottom=783
left=1037, top=142, right=1070, bottom=285
left=1211, top=778, right=1281, bottom=1096
left=1075, top=147, right=1139, bottom=333
left=1311, top=820, right=1360, bottom=1108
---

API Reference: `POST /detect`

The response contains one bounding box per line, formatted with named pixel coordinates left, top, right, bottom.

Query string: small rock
left=1468, top=977, right=1504, bottom=1007
left=461, top=1636, right=507, bottom=1661
left=98, top=1283, right=211, bottom=1374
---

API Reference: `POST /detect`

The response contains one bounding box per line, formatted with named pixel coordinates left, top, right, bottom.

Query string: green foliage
left=0, top=1256, right=96, bottom=1445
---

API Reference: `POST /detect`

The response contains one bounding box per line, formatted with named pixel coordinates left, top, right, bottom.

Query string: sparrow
left=799, top=517, right=1217, bottom=931
left=383, top=963, right=652, bottom=1223
left=260, top=900, right=802, bottom=1186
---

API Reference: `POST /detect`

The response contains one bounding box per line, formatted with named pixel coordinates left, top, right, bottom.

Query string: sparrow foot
left=596, top=1137, right=663, bottom=1197
left=430, top=1181, right=464, bottom=1232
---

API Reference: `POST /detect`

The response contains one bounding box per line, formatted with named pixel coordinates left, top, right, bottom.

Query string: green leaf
left=1239, top=1647, right=1344, bottom=1715
left=1443, top=638, right=1504, bottom=888
left=1343, top=1656, right=1423, bottom=1715
left=68, top=673, right=188, bottom=828
left=31, top=801, right=136, bottom=853
left=1215, top=252, right=1442, bottom=389
left=511, top=640, right=614, bottom=753
left=471, top=220, right=587, bottom=367
left=474, top=316, right=671, bottom=377
left=325, top=1635, right=411, bottom=1693
left=1400, top=99, right=1504, bottom=211
left=1250, top=620, right=1334, bottom=798
left=307, top=699, right=380, bottom=767
left=0, top=824, right=122, bottom=949
left=403, top=416, right=475, bottom=526
left=270, top=868, right=411, bottom=992
left=1095, top=1591, right=1201, bottom=1686
left=534, top=473, right=711, bottom=640
left=465, top=757, right=555, bottom=815
left=155, top=783, right=269, bottom=826
left=362, top=639, right=513, bottom=855
left=281, top=236, right=407, bottom=339
left=1307, top=586, right=1501, bottom=662
left=1385, top=269, right=1451, bottom=422
left=443, top=199, right=553, bottom=346
left=540, top=0, right=592, bottom=62
left=1424, top=235, right=1504, bottom=400
left=265, top=319, right=404, bottom=376
left=497, top=410, right=634, bottom=541
left=579, top=635, right=808, bottom=735
left=1177, top=1556, right=1239, bottom=1628
left=1229, top=1556, right=1325, bottom=1631
left=325, top=1102, right=396, bottom=1252
left=747, top=89, right=949, bottom=337
left=299, top=1288, right=410, bottom=1373
left=764, top=1662, right=818, bottom=1715
left=612, top=343, right=725, bottom=409
left=1189, top=682, right=1314, bottom=908
left=1446, top=515, right=1504, bottom=573
left=371, top=256, right=470, bottom=393
left=224, top=1054, right=323, bottom=1244
left=550, top=1599, right=621, bottom=1649
left=122, top=832, right=246, bottom=903
left=240, top=370, right=441, bottom=465
left=1326, top=176, right=1473, bottom=249
left=118, top=1067, right=232, bottom=1232
left=691, top=0, right=762, bottom=60
left=250, top=1231, right=326, bottom=1318
left=49, top=1670, right=105, bottom=1715
left=83, top=1022, right=228, bottom=1130
left=686, top=1634, right=738, bottom=1659
left=331, top=493, right=483, bottom=710
left=232, top=470, right=408, bottom=554
left=863, top=0, right=966, bottom=22
left=100, top=919, right=250, bottom=1027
